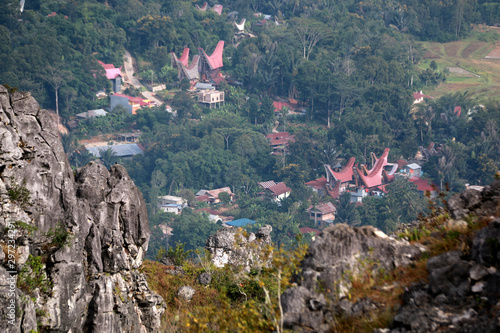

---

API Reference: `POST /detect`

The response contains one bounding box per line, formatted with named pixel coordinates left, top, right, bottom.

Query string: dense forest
left=2, top=0, right=500, bottom=257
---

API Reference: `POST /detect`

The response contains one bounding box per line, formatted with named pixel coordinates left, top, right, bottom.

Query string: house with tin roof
left=86, top=143, right=143, bottom=158
left=76, top=109, right=108, bottom=119
left=110, top=94, right=155, bottom=115
left=306, top=202, right=336, bottom=226
left=258, top=181, right=291, bottom=201
left=196, top=187, right=234, bottom=204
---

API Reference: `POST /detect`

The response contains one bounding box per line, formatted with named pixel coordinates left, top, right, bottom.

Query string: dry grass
left=444, top=42, right=463, bottom=58
left=329, top=199, right=500, bottom=333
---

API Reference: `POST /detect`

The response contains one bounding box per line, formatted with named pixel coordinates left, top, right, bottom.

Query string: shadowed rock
left=0, top=85, right=164, bottom=332
left=281, top=224, right=423, bottom=332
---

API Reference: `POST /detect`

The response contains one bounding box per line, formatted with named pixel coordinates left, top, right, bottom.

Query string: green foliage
left=17, top=255, right=52, bottom=294
left=13, top=221, right=38, bottom=235
left=166, top=242, right=192, bottom=266
left=218, top=192, right=231, bottom=205
left=7, top=177, right=31, bottom=208
left=46, top=223, right=72, bottom=248
left=155, top=247, right=167, bottom=261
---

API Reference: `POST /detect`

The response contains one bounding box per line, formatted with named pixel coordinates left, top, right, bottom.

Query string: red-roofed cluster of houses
left=170, top=41, right=225, bottom=84
left=304, top=148, right=437, bottom=226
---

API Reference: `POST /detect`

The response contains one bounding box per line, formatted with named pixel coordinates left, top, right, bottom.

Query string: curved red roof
left=198, top=41, right=224, bottom=70
left=178, top=48, right=190, bottom=67
left=305, top=177, right=327, bottom=190
left=326, top=157, right=355, bottom=183
left=196, top=2, right=208, bottom=11
left=213, top=4, right=223, bottom=15
left=357, top=148, right=390, bottom=188
left=327, top=180, right=341, bottom=199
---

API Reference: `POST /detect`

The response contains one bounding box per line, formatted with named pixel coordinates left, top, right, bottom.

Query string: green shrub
left=167, top=242, right=192, bottom=266
left=46, top=223, right=72, bottom=248
left=7, top=177, right=31, bottom=208
left=17, top=255, right=52, bottom=294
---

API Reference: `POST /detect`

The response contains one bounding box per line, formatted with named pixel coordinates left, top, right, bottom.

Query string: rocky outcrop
left=281, top=224, right=424, bottom=332
left=387, top=180, right=500, bottom=333
left=0, top=85, right=164, bottom=332
left=205, top=225, right=273, bottom=272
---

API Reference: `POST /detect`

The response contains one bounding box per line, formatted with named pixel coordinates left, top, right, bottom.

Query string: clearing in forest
left=418, top=27, right=500, bottom=100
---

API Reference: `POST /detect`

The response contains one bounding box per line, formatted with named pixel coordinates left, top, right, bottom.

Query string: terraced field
left=419, top=27, right=500, bottom=100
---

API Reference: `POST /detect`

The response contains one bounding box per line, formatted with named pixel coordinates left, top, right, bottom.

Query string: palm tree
left=437, top=145, right=455, bottom=190
left=335, top=192, right=360, bottom=226
left=98, top=147, right=118, bottom=168
left=415, top=102, right=436, bottom=142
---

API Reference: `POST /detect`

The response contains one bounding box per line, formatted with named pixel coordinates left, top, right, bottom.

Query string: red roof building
left=205, top=187, right=234, bottom=204
left=357, top=148, right=390, bottom=189
left=266, top=132, right=295, bottom=155
left=171, top=41, right=225, bottom=82
left=300, top=227, right=321, bottom=238
left=259, top=181, right=291, bottom=201
left=198, top=41, right=224, bottom=79
left=98, top=61, right=122, bottom=80
left=307, top=202, right=336, bottom=226
left=409, top=178, right=436, bottom=194
left=413, top=91, right=433, bottom=104
left=325, top=157, right=355, bottom=184
left=267, top=182, right=291, bottom=197
left=305, top=177, right=328, bottom=196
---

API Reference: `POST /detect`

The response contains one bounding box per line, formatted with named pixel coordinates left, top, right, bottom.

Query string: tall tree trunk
left=55, top=88, right=59, bottom=129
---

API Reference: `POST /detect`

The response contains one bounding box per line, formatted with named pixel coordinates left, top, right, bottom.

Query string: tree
left=335, top=192, right=360, bottom=226
left=290, top=18, right=328, bottom=60
left=40, top=66, right=73, bottom=127
left=98, top=147, right=118, bottom=168
left=150, top=169, right=167, bottom=214
left=170, top=210, right=219, bottom=252
left=180, top=77, right=190, bottom=91
left=218, top=192, right=231, bottom=205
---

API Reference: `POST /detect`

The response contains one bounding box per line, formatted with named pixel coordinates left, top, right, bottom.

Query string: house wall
left=112, top=77, right=121, bottom=93
left=274, top=192, right=290, bottom=201
left=110, top=95, right=133, bottom=114
left=160, top=206, right=181, bottom=214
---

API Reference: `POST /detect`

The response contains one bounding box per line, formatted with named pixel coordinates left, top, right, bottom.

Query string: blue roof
left=87, top=144, right=143, bottom=158
left=225, top=218, right=255, bottom=227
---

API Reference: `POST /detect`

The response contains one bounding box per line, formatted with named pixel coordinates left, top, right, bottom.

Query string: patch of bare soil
left=444, top=43, right=462, bottom=57
left=486, top=44, right=500, bottom=59
left=423, top=52, right=440, bottom=59
left=447, top=67, right=480, bottom=77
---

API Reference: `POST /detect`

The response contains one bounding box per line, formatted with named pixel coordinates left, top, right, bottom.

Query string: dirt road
left=122, top=50, right=163, bottom=106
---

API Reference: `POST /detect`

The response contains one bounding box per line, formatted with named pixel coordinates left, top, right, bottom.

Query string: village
left=75, top=40, right=447, bottom=240
left=40, top=0, right=492, bottom=255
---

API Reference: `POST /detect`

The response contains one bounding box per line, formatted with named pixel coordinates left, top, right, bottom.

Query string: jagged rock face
left=0, top=86, right=164, bottom=332
left=281, top=224, right=424, bottom=332
left=206, top=225, right=273, bottom=272
left=389, top=180, right=500, bottom=333
left=447, top=180, right=500, bottom=219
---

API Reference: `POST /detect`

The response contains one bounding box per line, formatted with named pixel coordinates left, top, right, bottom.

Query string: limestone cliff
left=281, top=180, right=500, bottom=333
left=0, top=85, right=164, bottom=332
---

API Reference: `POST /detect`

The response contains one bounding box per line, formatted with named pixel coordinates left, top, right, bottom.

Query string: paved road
left=122, top=50, right=163, bottom=106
